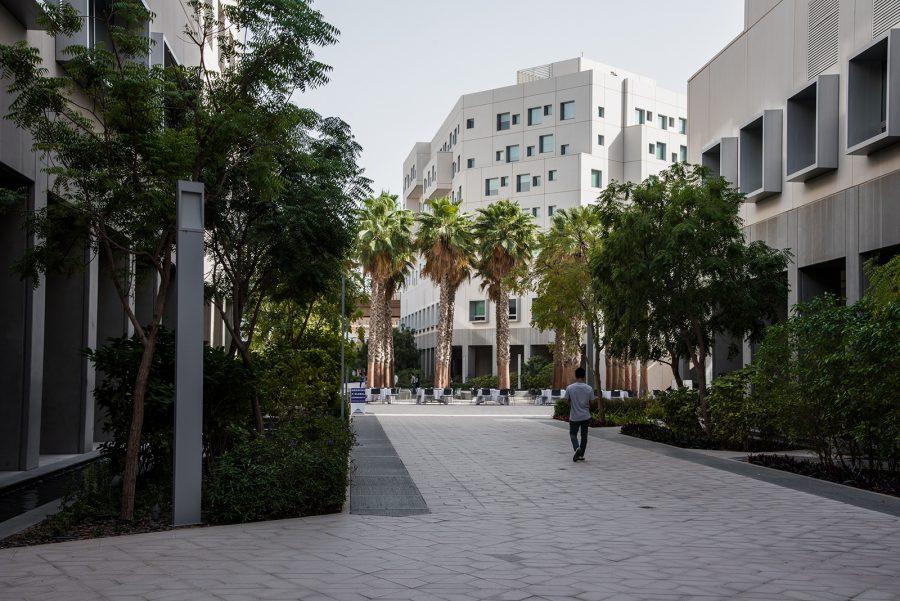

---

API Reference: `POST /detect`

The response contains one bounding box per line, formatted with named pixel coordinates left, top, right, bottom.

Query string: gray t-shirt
left=566, top=381, right=594, bottom=422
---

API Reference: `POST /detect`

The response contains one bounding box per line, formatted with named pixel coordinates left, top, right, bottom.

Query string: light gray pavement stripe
left=544, top=419, right=900, bottom=518
left=1, top=407, right=898, bottom=601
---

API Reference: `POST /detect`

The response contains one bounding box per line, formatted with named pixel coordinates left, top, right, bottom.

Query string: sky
left=299, top=0, right=745, bottom=197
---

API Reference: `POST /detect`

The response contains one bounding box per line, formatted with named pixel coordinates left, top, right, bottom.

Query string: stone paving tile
left=1, top=411, right=899, bottom=600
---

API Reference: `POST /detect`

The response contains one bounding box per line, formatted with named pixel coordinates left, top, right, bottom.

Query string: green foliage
left=205, top=415, right=352, bottom=524
left=357, top=192, right=415, bottom=280
left=88, top=330, right=255, bottom=479
left=257, top=347, right=340, bottom=418
left=521, top=355, right=553, bottom=389
left=466, top=374, right=499, bottom=390
left=591, top=163, right=791, bottom=414
left=655, top=388, right=705, bottom=440
left=472, top=199, right=538, bottom=299
left=751, top=292, right=900, bottom=471
left=396, top=368, right=421, bottom=387
left=416, top=197, right=474, bottom=286
left=393, top=326, right=419, bottom=372
left=707, top=366, right=778, bottom=451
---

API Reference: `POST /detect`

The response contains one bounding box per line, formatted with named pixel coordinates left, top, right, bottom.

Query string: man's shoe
left=577, top=453, right=586, bottom=461
left=573, top=451, right=580, bottom=462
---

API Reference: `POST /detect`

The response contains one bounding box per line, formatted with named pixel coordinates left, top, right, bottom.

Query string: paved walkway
left=2, top=408, right=899, bottom=600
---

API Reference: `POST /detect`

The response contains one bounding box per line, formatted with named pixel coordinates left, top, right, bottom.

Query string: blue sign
left=350, top=388, right=367, bottom=404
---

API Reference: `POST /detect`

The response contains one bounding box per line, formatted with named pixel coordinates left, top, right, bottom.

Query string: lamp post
left=339, top=273, right=346, bottom=420
left=173, top=180, right=204, bottom=527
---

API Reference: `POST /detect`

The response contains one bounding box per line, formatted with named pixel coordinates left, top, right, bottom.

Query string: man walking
left=567, top=367, right=593, bottom=462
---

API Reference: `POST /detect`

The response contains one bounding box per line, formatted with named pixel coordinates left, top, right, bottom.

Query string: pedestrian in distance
left=567, top=367, right=593, bottom=462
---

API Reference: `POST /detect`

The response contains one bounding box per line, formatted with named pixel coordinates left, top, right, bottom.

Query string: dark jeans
left=569, top=419, right=589, bottom=455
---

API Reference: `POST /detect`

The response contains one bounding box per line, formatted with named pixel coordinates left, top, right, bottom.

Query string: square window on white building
left=669, top=117, right=675, bottom=128
left=495, top=150, right=503, bottom=161
left=526, top=145, right=535, bottom=157
left=543, top=104, right=552, bottom=116
left=598, top=106, right=605, bottom=118
left=591, top=169, right=602, bottom=188
left=506, top=145, right=520, bottom=163
left=467, top=158, right=474, bottom=168
left=532, top=175, right=541, bottom=186
left=528, top=106, right=542, bottom=126
left=512, top=113, right=520, bottom=125
left=485, top=178, right=499, bottom=196
left=597, top=134, right=605, bottom=146
left=648, top=143, right=655, bottom=154
left=679, top=117, right=687, bottom=134
left=659, top=114, right=668, bottom=129
left=466, top=118, right=475, bottom=129
left=647, top=111, right=653, bottom=122
left=497, top=112, right=510, bottom=131
left=508, top=298, right=519, bottom=321
left=671, top=152, right=677, bottom=162
left=636, top=108, right=646, bottom=124
left=560, top=101, right=575, bottom=120
left=560, top=144, right=570, bottom=155
left=500, top=176, right=509, bottom=187
left=530, top=207, right=539, bottom=218
left=517, top=174, right=531, bottom=192
left=469, top=300, right=486, bottom=322
left=539, top=134, right=554, bottom=153
left=548, top=169, right=557, bottom=181
left=458, top=185, right=462, bottom=200
left=548, top=205, right=555, bottom=216
left=656, top=142, right=667, bottom=160
left=679, top=145, right=687, bottom=162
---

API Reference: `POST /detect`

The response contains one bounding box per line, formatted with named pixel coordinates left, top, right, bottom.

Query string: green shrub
left=751, top=293, right=900, bottom=472
left=257, top=347, right=340, bottom=417
left=205, top=415, right=352, bottom=524
left=396, top=368, right=421, bottom=387
left=707, top=366, right=780, bottom=451
left=466, top=374, right=499, bottom=390
left=88, top=330, right=254, bottom=481
left=656, top=388, right=705, bottom=439
left=621, top=423, right=718, bottom=449
left=521, top=356, right=553, bottom=389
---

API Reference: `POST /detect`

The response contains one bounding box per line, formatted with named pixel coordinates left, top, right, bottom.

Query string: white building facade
left=689, top=0, right=900, bottom=377
left=400, top=57, right=687, bottom=382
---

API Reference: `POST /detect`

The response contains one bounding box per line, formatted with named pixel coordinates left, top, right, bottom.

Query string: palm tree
left=532, top=206, right=602, bottom=388
left=357, top=193, right=414, bottom=387
left=472, top=199, right=537, bottom=389
left=416, top=198, right=474, bottom=387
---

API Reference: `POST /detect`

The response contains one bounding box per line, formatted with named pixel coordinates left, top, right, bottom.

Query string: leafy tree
left=206, top=113, right=368, bottom=431
left=393, top=325, right=420, bottom=373
left=0, top=0, right=356, bottom=519
left=532, top=206, right=603, bottom=388
left=472, top=199, right=537, bottom=388
left=356, top=193, right=414, bottom=386
left=752, top=291, right=899, bottom=472
left=591, top=164, right=789, bottom=427
left=416, top=198, right=474, bottom=386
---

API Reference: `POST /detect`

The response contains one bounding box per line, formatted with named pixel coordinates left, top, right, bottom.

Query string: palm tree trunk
left=367, top=278, right=384, bottom=387
left=604, top=354, right=612, bottom=390
left=552, top=325, right=580, bottom=388
left=382, top=281, right=396, bottom=387
left=434, top=277, right=455, bottom=388
left=495, top=284, right=510, bottom=389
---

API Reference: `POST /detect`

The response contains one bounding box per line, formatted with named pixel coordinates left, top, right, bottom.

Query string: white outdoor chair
left=439, top=387, right=453, bottom=404
left=367, top=387, right=381, bottom=403
left=380, top=388, right=398, bottom=404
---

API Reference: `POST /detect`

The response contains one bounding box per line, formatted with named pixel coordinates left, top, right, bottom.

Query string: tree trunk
left=623, top=361, right=632, bottom=392
left=630, top=363, right=638, bottom=394
left=120, top=325, right=158, bottom=520
left=604, top=354, right=612, bottom=390
left=367, top=278, right=384, bottom=387
left=696, top=339, right=709, bottom=430
left=639, top=361, right=649, bottom=396
left=552, top=325, right=581, bottom=388
left=670, top=359, right=684, bottom=389
left=382, top=281, right=396, bottom=387
left=433, top=277, right=455, bottom=388
left=495, top=284, right=510, bottom=389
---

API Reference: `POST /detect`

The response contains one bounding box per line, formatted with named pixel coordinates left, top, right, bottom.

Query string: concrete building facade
left=689, top=0, right=900, bottom=376
left=0, top=0, right=232, bottom=472
left=401, top=58, right=687, bottom=382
